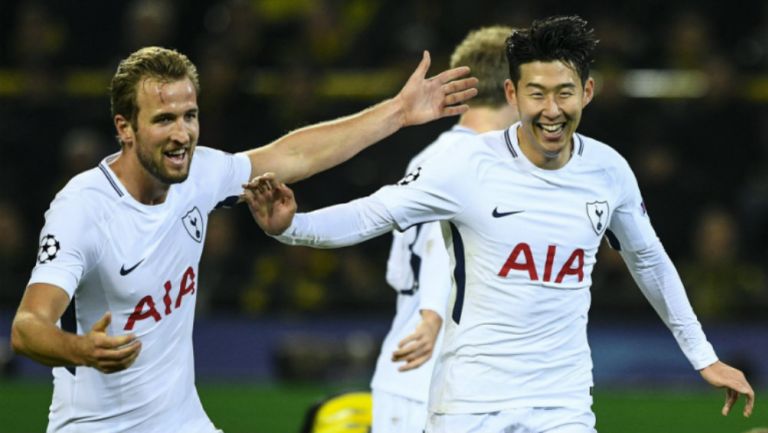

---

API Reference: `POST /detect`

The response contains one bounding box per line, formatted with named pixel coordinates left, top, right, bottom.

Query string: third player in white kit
left=245, top=15, right=755, bottom=433
left=371, top=26, right=517, bottom=433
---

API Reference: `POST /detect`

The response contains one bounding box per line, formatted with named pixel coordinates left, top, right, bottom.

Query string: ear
left=114, top=115, right=135, bottom=147
left=504, top=79, right=517, bottom=106
left=582, top=77, right=595, bottom=108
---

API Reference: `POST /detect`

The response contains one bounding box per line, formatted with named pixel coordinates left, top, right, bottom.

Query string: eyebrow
left=525, top=83, right=577, bottom=90
left=150, top=108, right=198, bottom=122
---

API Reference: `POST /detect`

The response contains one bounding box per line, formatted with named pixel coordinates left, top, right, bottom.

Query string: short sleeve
left=191, top=147, right=251, bottom=212
left=27, top=194, right=103, bottom=298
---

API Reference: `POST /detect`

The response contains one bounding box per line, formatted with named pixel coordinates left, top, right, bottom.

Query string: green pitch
left=0, top=380, right=763, bottom=433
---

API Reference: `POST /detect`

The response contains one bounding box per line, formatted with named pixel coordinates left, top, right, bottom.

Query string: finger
left=442, top=104, right=470, bottom=118
left=243, top=178, right=269, bottom=191
left=743, top=387, right=755, bottom=417
left=433, top=65, right=472, bottom=84
left=722, top=388, right=737, bottom=416
left=244, top=184, right=273, bottom=206
left=396, top=344, right=430, bottom=363
left=91, top=312, right=112, bottom=333
left=96, top=339, right=141, bottom=360
left=275, top=182, right=294, bottom=198
left=247, top=172, right=276, bottom=183
left=398, top=354, right=429, bottom=372
left=99, top=333, right=137, bottom=349
left=123, top=344, right=141, bottom=368
left=392, top=345, right=416, bottom=361
left=397, top=333, right=419, bottom=349
left=441, top=76, right=479, bottom=94
left=410, top=50, right=431, bottom=81
left=444, top=87, right=479, bottom=106
left=244, top=172, right=275, bottom=188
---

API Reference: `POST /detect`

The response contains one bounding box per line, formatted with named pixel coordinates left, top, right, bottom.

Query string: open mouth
left=538, top=122, right=566, bottom=135
left=536, top=122, right=566, bottom=140
left=163, top=148, right=188, bottom=168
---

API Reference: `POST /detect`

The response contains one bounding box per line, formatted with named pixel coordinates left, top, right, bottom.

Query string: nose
left=542, top=95, right=561, bottom=118
left=170, top=119, right=192, bottom=144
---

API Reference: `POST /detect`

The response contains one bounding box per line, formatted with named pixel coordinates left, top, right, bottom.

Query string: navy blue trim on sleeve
left=449, top=222, right=466, bottom=324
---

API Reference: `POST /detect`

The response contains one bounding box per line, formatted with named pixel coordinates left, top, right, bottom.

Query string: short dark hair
left=506, top=15, right=598, bottom=86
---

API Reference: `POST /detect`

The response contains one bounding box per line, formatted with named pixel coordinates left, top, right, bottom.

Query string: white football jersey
left=28, top=147, right=251, bottom=433
left=369, top=123, right=715, bottom=414
left=370, top=126, right=470, bottom=402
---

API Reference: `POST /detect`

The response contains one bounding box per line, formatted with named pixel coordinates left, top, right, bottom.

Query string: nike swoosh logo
left=492, top=207, right=524, bottom=218
left=120, top=259, right=145, bottom=276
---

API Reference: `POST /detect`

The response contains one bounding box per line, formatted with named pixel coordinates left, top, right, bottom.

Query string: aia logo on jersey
left=397, top=166, right=422, bottom=186
left=586, top=201, right=609, bottom=235
left=498, top=242, right=584, bottom=283
left=124, top=266, right=196, bottom=330
left=182, top=207, right=204, bottom=243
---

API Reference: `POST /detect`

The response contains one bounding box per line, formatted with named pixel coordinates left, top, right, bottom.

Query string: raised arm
left=242, top=51, right=478, bottom=184
left=11, top=283, right=141, bottom=374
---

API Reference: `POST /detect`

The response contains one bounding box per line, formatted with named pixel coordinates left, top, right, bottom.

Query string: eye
left=559, top=91, right=574, bottom=98
left=529, top=92, right=544, bottom=99
left=154, top=114, right=174, bottom=124
left=184, top=112, right=198, bottom=121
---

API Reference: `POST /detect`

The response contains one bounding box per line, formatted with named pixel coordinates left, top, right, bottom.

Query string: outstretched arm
left=242, top=51, right=478, bottom=184
left=243, top=174, right=396, bottom=247
left=620, top=243, right=755, bottom=417
left=11, top=283, right=141, bottom=374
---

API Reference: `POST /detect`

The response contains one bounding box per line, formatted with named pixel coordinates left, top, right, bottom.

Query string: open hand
left=242, top=172, right=297, bottom=235
left=397, top=51, right=479, bottom=126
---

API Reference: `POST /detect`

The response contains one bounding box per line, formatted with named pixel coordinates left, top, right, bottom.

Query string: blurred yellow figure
left=300, top=391, right=372, bottom=433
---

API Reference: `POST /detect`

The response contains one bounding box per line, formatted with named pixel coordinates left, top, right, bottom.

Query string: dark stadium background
left=0, top=0, right=766, bottom=431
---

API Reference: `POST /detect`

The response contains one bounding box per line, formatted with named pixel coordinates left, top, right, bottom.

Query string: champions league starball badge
left=37, top=234, right=60, bottom=264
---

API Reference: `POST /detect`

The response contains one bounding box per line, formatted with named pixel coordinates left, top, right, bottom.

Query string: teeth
left=541, top=124, right=563, bottom=133
left=166, top=149, right=185, bottom=156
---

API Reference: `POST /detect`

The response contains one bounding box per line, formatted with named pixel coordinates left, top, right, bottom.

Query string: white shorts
left=426, top=407, right=596, bottom=433
left=372, top=389, right=428, bottom=433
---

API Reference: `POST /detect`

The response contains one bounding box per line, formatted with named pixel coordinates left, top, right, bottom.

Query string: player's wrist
left=419, top=309, right=442, bottom=329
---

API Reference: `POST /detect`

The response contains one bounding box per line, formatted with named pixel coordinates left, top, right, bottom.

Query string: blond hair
left=110, top=46, right=200, bottom=129
left=450, top=26, right=514, bottom=107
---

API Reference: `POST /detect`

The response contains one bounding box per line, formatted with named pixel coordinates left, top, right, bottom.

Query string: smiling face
left=508, top=60, right=594, bottom=169
left=116, top=77, right=199, bottom=186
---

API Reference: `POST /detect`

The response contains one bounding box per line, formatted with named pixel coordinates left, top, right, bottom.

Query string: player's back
left=371, top=125, right=472, bottom=402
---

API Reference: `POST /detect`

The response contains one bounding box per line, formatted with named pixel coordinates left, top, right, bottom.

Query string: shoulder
left=405, top=127, right=480, bottom=172
left=41, top=168, right=116, bottom=247
left=189, top=146, right=248, bottom=179
left=190, top=146, right=228, bottom=167
left=52, top=167, right=120, bottom=217
left=576, top=133, right=634, bottom=177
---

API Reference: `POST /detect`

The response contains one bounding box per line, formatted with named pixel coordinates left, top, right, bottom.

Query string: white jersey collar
left=98, top=152, right=177, bottom=212
left=503, top=123, right=585, bottom=172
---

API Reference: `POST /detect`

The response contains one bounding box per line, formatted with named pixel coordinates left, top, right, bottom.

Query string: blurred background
left=0, top=0, right=767, bottom=431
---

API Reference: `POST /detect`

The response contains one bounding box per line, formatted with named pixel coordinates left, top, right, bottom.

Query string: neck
left=109, top=150, right=170, bottom=205
left=458, top=105, right=518, bottom=133
left=517, top=130, right=572, bottom=170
